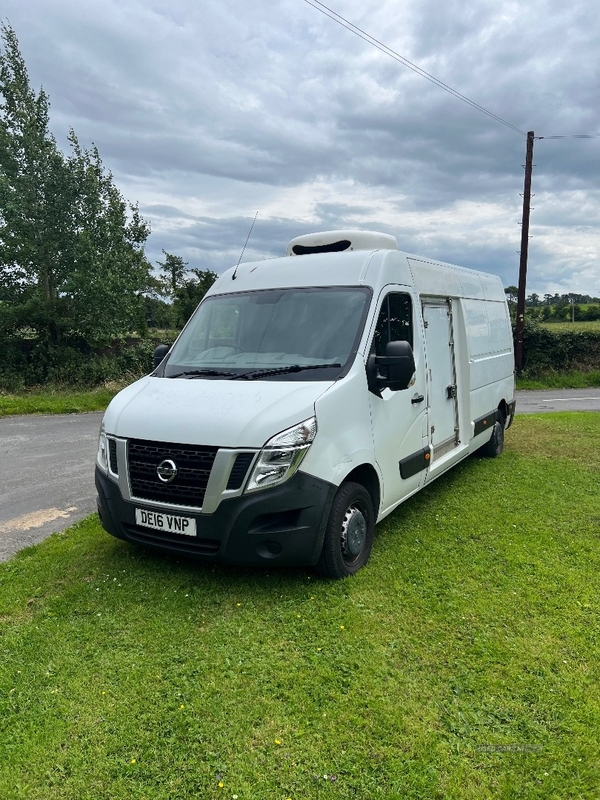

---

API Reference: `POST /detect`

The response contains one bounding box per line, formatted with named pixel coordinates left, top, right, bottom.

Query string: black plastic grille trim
left=108, top=438, right=118, bottom=475
left=128, top=439, right=218, bottom=507
left=226, top=453, right=255, bottom=490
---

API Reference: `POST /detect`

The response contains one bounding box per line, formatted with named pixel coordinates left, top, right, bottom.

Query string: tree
left=62, top=132, right=153, bottom=345
left=172, top=268, right=218, bottom=327
left=0, top=22, right=67, bottom=342
left=0, top=22, right=153, bottom=357
left=157, top=250, right=188, bottom=296
left=504, top=286, right=518, bottom=319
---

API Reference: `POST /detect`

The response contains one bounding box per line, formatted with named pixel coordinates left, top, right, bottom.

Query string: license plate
left=135, top=508, right=197, bottom=537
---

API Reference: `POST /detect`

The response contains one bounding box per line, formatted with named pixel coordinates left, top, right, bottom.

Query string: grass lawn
left=1, top=413, right=599, bottom=799
left=539, top=320, right=600, bottom=333
left=516, top=370, right=600, bottom=390
left=2, top=372, right=600, bottom=418
left=0, top=386, right=118, bottom=417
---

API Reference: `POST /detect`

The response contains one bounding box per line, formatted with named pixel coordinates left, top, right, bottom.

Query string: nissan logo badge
left=157, top=459, right=178, bottom=483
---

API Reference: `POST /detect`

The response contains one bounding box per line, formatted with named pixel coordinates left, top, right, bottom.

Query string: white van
left=96, top=230, right=515, bottom=578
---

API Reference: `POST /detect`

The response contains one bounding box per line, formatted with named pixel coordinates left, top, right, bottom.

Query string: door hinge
left=446, top=384, right=457, bottom=399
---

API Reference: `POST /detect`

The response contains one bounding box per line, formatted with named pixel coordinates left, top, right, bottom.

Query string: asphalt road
left=0, top=412, right=103, bottom=562
left=1, top=388, right=599, bottom=562
left=516, top=388, right=600, bottom=414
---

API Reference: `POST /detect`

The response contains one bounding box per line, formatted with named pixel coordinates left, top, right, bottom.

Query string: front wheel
left=315, top=482, right=375, bottom=579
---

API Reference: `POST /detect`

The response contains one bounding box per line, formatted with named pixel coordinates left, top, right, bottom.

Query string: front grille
left=123, top=524, right=220, bottom=556
left=128, top=439, right=218, bottom=507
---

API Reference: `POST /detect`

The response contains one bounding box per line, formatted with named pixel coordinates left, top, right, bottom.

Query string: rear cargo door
left=422, top=299, right=459, bottom=460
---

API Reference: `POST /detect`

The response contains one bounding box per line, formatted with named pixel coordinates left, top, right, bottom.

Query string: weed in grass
left=0, top=414, right=599, bottom=798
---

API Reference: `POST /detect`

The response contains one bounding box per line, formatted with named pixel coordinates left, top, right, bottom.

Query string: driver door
left=367, top=290, right=429, bottom=515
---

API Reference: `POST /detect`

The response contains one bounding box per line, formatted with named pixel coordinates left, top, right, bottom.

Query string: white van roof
left=286, top=230, right=398, bottom=257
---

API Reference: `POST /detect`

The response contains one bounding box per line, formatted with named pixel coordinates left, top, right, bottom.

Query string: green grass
left=1, top=370, right=599, bottom=417
left=0, top=386, right=119, bottom=416
left=1, top=413, right=599, bottom=799
left=539, top=320, right=600, bottom=332
left=516, top=369, right=600, bottom=390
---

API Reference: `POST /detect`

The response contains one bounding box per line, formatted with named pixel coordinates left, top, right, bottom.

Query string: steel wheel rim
left=341, top=504, right=367, bottom=562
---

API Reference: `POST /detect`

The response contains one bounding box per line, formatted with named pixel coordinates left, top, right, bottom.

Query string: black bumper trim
left=399, top=447, right=430, bottom=480
left=473, top=411, right=496, bottom=437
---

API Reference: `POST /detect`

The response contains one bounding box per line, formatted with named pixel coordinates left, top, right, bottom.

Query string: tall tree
left=0, top=22, right=153, bottom=353
left=63, top=132, right=153, bottom=345
left=0, top=21, right=66, bottom=341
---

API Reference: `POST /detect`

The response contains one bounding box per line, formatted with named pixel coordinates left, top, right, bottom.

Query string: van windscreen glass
left=163, top=287, right=371, bottom=381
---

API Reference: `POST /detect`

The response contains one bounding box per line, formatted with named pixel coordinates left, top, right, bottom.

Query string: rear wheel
left=482, top=418, right=504, bottom=457
left=315, top=481, right=375, bottom=578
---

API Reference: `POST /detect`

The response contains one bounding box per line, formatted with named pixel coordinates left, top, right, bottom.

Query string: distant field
left=539, top=320, right=600, bottom=333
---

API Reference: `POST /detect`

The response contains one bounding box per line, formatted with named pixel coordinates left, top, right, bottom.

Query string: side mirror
left=153, top=344, right=170, bottom=370
left=367, top=340, right=416, bottom=395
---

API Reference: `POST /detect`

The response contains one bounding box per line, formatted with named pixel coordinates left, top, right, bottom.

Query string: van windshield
left=162, top=286, right=371, bottom=381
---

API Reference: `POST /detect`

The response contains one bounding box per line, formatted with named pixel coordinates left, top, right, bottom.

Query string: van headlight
left=245, top=417, right=317, bottom=492
left=97, top=420, right=108, bottom=473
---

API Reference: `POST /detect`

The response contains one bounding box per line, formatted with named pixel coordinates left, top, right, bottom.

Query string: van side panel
left=464, top=299, right=513, bottom=388
left=404, top=255, right=514, bottom=458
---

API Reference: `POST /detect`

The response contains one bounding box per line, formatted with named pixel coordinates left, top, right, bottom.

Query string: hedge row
left=1, top=323, right=599, bottom=390
left=521, top=321, right=600, bottom=374
left=0, top=336, right=177, bottom=392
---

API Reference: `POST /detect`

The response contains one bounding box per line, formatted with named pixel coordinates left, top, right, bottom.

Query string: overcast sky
left=2, top=0, right=600, bottom=295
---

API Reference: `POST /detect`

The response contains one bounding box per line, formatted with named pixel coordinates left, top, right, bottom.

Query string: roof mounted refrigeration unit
left=286, top=230, right=398, bottom=256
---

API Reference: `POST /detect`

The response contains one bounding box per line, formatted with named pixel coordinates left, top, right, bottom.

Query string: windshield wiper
left=231, top=363, right=342, bottom=381
left=167, top=369, right=237, bottom=379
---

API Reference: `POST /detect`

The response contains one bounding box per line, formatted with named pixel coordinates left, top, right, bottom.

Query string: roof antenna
left=232, top=211, right=258, bottom=280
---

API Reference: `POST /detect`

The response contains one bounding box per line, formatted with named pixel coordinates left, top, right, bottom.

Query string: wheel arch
left=342, top=463, right=381, bottom=519
left=496, top=399, right=511, bottom=428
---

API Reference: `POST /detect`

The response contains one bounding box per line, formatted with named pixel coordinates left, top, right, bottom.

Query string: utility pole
left=514, top=130, right=535, bottom=372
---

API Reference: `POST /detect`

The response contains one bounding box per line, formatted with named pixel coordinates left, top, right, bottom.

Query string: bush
left=0, top=335, right=178, bottom=391
left=521, top=319, right=600, bottom=374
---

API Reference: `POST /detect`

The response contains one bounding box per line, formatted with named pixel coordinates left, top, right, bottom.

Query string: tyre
left=481, top=418, right=504, bottom=457
left=315, top=481, right=375, bottom=578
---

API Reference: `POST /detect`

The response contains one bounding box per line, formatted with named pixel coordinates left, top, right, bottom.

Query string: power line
left=303, top=0, right=527, bottom=136
left=540, top=134, right=599, bottom=139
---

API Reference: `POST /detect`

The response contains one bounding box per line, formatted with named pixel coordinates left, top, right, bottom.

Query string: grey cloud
left=3, top=0, right=600, bottom=294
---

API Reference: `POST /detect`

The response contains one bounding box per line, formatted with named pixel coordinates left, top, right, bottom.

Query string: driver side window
left=372, top=293, right=413, bottom=356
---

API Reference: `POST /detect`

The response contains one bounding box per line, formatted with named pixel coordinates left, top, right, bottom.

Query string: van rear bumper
left=95, top=467, right=336, bottom=567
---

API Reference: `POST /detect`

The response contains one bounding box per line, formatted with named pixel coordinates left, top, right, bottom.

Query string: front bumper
left=95, top=467, right=336, bottom=566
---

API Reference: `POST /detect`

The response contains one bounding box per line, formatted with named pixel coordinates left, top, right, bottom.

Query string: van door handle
left=411, top=393, right=425, bottom=405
